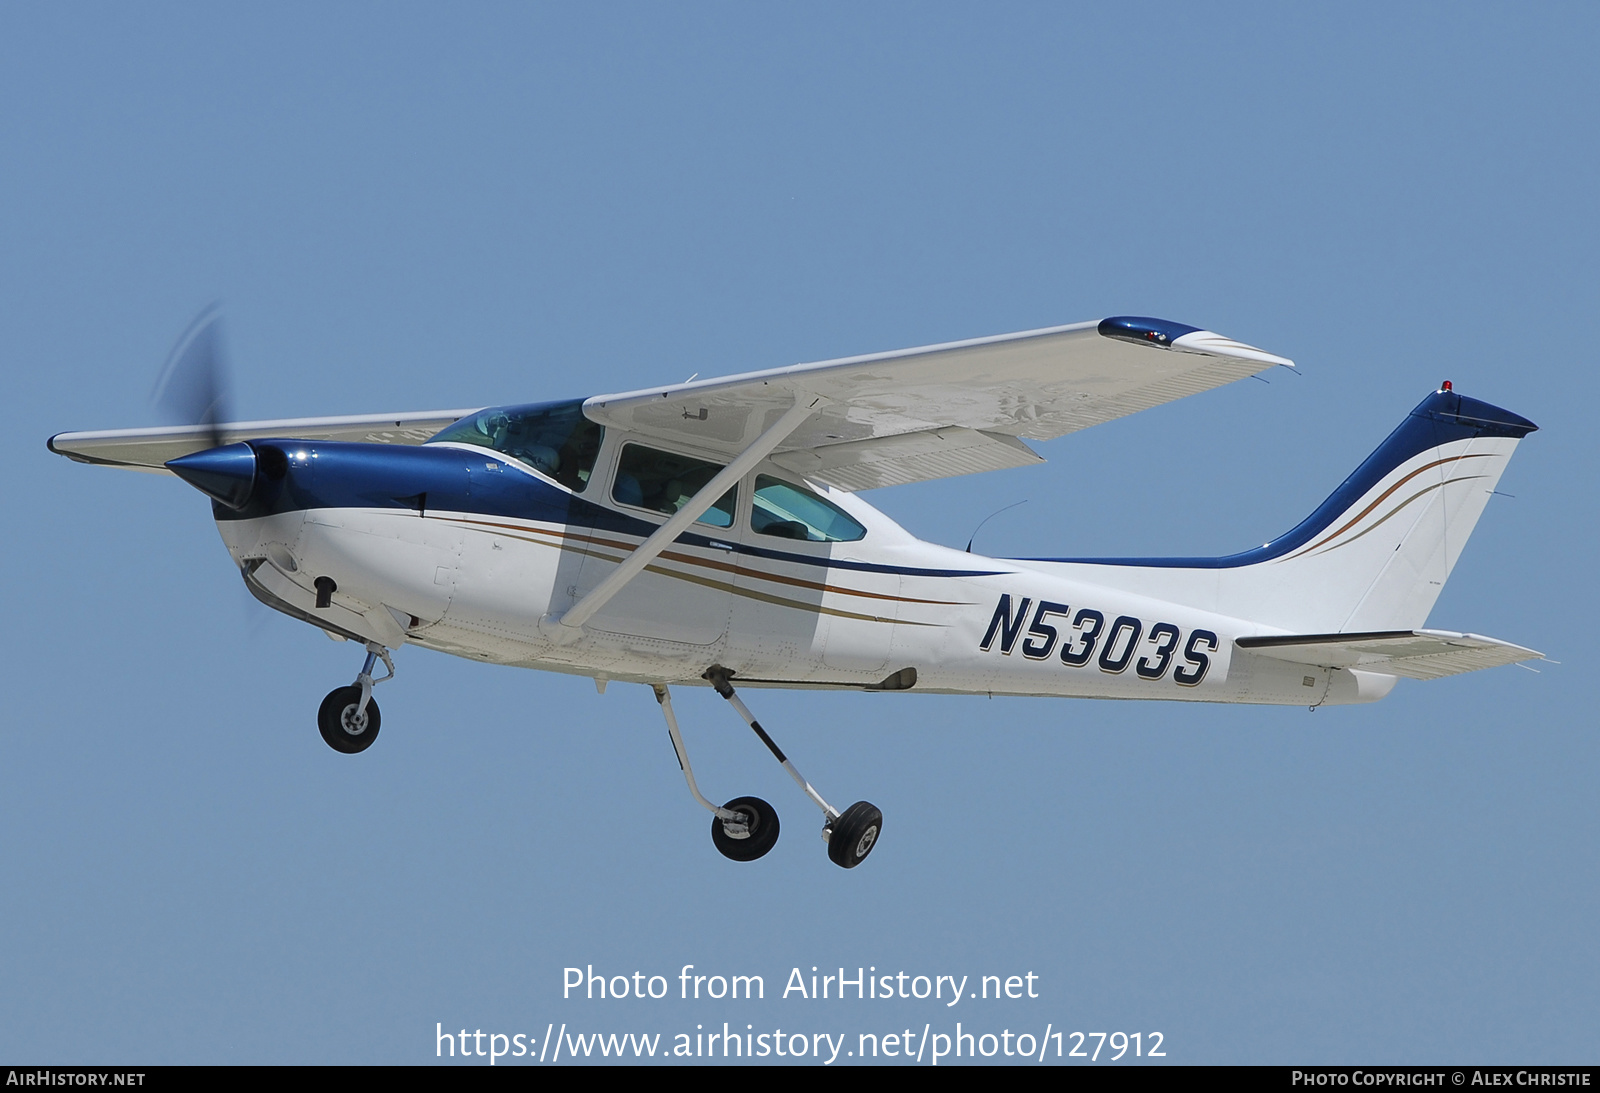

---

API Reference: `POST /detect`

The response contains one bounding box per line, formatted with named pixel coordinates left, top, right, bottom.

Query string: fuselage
left=212, top=433, right=1390, bottom=707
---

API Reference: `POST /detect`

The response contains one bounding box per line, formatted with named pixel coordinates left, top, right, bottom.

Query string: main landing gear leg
left=318, top=642, right=394, bottom=755
left=652, top=684, right=780, bottom=862
left=703, top=667, right=883, bottom=870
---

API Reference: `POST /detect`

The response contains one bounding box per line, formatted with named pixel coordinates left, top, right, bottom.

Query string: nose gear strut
left=317, top=641, right=394, bottom=754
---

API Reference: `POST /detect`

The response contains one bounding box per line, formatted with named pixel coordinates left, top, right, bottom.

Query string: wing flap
left=583, top=318, right=1290, bottom=487
left=770, top=427, right=1043, bottom=491
left=48, top=409, right=480, bottom=471
left=1236, top=629, right=1542, bottom=680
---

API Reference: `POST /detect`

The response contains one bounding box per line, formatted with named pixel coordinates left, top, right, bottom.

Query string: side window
left=611, top=444, right=737, bottom=528
left=750, top=476, right=866, bottom=542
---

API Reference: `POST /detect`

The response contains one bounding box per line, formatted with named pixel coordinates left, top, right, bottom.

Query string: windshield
left=428, top=399, right=603, bottom=493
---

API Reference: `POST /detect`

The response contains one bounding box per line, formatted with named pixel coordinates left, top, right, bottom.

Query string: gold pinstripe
left=436, top=515, right=958, bottom=625
left=1297, top=476, right=1490, bottom=559
left=1279, top=453, right=1491, bottom=561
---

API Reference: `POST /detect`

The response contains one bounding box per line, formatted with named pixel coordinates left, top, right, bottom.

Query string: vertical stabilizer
left=1260, top=387, right=1536, bottom=632
left=1034, top=387, right=1537, bottom=633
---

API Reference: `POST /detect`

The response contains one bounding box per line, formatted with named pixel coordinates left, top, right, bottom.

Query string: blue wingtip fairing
left=1032, top=387, right=1536, bottom=569
left=1097, top=316, right=1204, bottom=348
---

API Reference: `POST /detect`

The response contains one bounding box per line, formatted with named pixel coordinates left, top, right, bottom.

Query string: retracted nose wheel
left=318, top=684, right=381, bottom=754
left=711, top=796, right=780, bottom=862
left=826, top=801, right=882, bottom=869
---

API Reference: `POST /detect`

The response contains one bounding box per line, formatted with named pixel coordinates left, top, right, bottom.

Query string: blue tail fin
left=1038, top=388, right=1537, bottom=632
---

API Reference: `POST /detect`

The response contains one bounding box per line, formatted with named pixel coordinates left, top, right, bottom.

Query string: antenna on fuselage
left=965, top=499, right=1027, bottom=553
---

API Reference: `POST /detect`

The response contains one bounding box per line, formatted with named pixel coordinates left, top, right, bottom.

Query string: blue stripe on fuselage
left=214, top=440, right=1006, bottom=580
left=1024, top=389, right=1537, bottom=570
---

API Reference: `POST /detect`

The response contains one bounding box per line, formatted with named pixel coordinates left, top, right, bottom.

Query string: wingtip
left=1169, top=329, right=1295, bottom=369
left=1097, top=316, right=1294, bottom=369
left=45, top=433, right=93, bottom=463
left=1097, top=315, right=1202, bottom=347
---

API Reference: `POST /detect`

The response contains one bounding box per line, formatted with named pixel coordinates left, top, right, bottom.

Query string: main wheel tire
left=827, top=801, right=882, bottom=869
left=710, top=796, right=780, bottom=862
left=317, top=685, right=381, bottom=754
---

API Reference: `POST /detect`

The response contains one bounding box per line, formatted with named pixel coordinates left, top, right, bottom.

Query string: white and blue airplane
left=49, top=314, right=1541, bottom=868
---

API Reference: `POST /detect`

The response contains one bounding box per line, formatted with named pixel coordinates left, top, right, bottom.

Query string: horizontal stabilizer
left=1236, top=629, right=1542, bottom=680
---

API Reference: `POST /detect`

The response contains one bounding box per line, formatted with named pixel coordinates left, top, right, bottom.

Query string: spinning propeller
left=156, top=306, right=263, bottom=511
left=152, top=303, right=231, bottom=451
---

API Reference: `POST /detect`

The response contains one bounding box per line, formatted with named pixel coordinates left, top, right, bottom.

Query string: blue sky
left=2, top=2, right=1595, bottom=1064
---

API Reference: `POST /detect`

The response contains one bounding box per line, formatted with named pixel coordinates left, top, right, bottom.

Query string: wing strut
left=543, top=397, right=820, bottom=641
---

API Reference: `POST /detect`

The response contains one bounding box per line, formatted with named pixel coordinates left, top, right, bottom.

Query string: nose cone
left=167, top=442, right=258, bottom=509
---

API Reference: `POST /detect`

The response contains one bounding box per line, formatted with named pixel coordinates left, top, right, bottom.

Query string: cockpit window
left=427, top=399, right=603, bottom=493
left=750, top=475, right=865, bottom=542
left=612, top=443, right=737, bottom=528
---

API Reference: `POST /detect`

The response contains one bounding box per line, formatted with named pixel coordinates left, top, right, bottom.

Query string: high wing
left=584, top=316, right=1293, bottom=491
left=1236, top=630, right=1544, bottom=681
left=49, top=316, right=1290, bottom=487
left=48, top=410, right=481, bottom=474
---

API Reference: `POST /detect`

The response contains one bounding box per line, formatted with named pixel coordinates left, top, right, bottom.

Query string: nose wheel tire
left=827, top=801, right=882, bottom=869
left=711, top=796, right=780, bottom=862
left=318, top=685, right=381, bottom=754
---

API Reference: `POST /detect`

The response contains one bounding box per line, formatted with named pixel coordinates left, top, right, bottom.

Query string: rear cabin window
left=611, top=443, right=737, bottom=528
left=427, top=400, right=603, bottom=493
left=750, top=475, right=866, bottom=542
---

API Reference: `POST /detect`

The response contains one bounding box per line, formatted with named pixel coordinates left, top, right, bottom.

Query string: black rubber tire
left=827, top=801, right=882, bottom=869
left=710, top=796, right=780, bottom=862
left=317, top=685, right=381, bottom=754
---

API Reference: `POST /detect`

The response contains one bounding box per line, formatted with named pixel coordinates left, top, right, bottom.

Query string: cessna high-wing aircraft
left=49, top=314, right=1541, bottom=869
